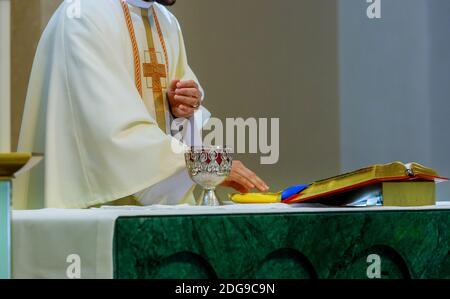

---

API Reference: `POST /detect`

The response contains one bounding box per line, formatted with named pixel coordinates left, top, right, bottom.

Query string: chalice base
left=197, top=189, right=223, bottom=206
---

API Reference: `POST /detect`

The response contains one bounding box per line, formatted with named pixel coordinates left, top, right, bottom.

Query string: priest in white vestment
left=14, top=0, right=269, bottom=209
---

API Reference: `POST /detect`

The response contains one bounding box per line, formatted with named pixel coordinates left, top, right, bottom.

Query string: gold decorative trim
left=120, top=0, right=143, bottom=97
left=120, top=1, right=171, bottom=133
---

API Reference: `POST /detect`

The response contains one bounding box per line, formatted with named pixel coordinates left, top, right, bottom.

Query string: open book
left=284, top=162, right=447, bottom=204
left=230, top=162, right=448, bottom=205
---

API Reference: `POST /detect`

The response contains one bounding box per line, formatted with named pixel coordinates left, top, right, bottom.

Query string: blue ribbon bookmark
left=281, top=184, right=310, bottom=201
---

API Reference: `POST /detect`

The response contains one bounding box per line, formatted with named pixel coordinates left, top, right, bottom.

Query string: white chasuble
left=14, top=0, right=210, bottom=209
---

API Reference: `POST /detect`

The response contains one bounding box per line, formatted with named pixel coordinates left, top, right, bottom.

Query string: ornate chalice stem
left=198, top=188, right=222, bottom=206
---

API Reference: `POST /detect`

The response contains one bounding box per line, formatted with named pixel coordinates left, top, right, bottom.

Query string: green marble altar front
left=114, top=209, right=450, bottom=279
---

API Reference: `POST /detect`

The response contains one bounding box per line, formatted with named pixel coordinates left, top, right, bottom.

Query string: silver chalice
left=185, top=146, right=233, bottom=206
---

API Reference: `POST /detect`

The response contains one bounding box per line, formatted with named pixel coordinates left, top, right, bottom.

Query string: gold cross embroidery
left=141, top=8, right=168, bottom=133
left=143, top=49, right=167, bottom=93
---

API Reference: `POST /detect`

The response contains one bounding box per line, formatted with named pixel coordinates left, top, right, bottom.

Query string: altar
left=11, top=203, right=450, bottom=279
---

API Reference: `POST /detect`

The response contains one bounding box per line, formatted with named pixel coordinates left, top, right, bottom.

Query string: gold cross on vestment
left=140, top=7, right=169, bottom=133
left=142, top=48, right=168, bottom=132
left=143, top=48, right=167, bottom=93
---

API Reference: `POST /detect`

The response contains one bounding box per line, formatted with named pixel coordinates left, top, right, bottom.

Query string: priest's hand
left=221, top=161, right=270, bottom=193
left=168, top=79, right=202, bottom=118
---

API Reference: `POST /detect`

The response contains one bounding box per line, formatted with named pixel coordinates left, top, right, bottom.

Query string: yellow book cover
left=310, top=182, right=436, bottom=207
left=382, top=182, right=436, bottom=207
left=285, top=161, right=444, bottom=204
left=230, top=162, right=447, bottom=204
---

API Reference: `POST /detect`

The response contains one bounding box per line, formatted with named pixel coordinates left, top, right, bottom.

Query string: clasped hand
left=168, top=79, right=202, bottom=119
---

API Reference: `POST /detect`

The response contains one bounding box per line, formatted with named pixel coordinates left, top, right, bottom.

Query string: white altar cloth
left=12, top=202, right=450, bottom=279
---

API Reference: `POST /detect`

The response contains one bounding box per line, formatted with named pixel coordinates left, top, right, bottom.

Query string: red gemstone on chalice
left=216, top=153, right=223, bottom=165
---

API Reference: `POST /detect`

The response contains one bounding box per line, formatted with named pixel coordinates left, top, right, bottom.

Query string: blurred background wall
left=10, top=0, right=61, bottom=153
left=428, top=2, right=450, bottom=200
left=10, top=0, right=450, bottom=200
left=339, top=0, right=450, bottom=200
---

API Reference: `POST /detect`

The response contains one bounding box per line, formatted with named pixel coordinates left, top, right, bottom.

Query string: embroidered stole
left=120, top=1, right=170, bottom=133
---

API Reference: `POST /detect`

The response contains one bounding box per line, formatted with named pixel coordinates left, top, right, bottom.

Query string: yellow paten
left=229, top=192, right=282, bottom=204
left=0, top=153, right=43, bottom=178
